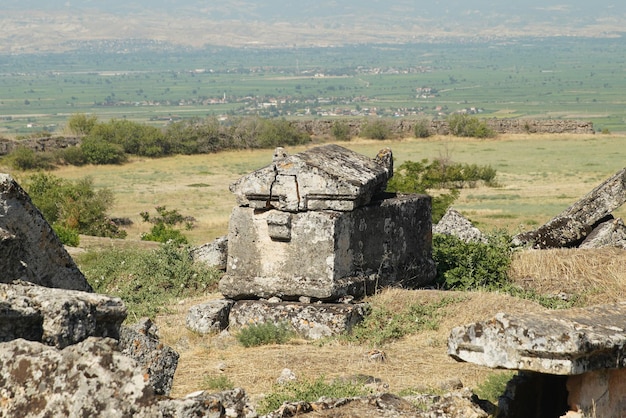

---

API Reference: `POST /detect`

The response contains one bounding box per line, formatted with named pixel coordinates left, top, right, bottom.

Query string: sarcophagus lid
left=230, top=144, right=393, bottom=212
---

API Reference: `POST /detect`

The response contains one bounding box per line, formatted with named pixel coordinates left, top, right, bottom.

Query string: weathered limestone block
left=433, top=207, right=486, bottom=243
left=230, top=144, right=392, bottom=212
left=0, top=173, right=92, bottom=292
left=229, top=300, right=371, bottom=339
left=566, top=368, right=626, bottom=418
left=579, top=217, right=626, bottom=249
left=192, top=235, right=229, bottom=270
left=513, top=168, right=626, bottom=248
left=186, top=298, right=234, bottom=334
left=0, top=282, right=126, bottom=348
left=0, top=337, right=256, bottom=417
left=448, top=302, right=626, bottom=375
left=220, top=194, right=435, bottom=301
left=0, top=337, right=162, bottom=417
left=119, top=318, right=180, bottom=396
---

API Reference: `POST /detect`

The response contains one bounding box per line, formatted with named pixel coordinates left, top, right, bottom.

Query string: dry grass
left=509, top=247, right=626, bottom=305
left=156, top=289, right=546, bottom=402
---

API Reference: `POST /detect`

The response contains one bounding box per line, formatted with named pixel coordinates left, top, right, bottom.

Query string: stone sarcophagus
left=219, top=144, right=436, bottom=302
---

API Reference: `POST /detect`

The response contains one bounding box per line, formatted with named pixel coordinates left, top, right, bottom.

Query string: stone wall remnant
left=0, top=173, right=92, bottom=292
left=513, top=167, right=626, bottom=249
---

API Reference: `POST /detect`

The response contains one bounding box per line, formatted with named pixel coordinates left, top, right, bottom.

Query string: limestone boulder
left=448, top=301, right=626, bottom=375
left=228, top=300, right=370, bottom=339
left=513, top=168, right=626, bottom=248
left=579, top=217, right=626, bottom=249
left=119, top=318, right=180, bottom=396
left=192, top=235, right=229, bottom=270
left=186, top=298, right=234, bottom=334
left=0, top=173, right=92, bottom=292
left=0, top=282, right=126, bottom=348
left=433, top=208, right=486, bottom=243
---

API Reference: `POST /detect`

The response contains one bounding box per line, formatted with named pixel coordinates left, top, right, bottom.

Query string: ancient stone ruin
left=188, top=144, right=436, bottom=338
left=448, top=302, right=626, bottom=417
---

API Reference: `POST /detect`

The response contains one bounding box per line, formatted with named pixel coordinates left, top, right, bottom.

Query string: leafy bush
left=66, top=113, right=98, bottom=135
left=77, top=242, right=221, bottom=320
left=256, top=118, right=310, bottom=148
left=447, top=114, right=496, bottom=138
left=387, top=158, right=497, bottom=221
left=432, top=232, right=512, bottom=290
left=414, top=119, right=432, bottom=138
left=55, top=146, right=88, bottom=166
left=24, top=173, right=126, bottom=243
left=52, top=224, right=80, bottom=247
left=236, top=322, right=295, bottom=347
left=5, top=146, right=55, bottom=170
left=259, top=376, right=370, bottom=415
left=140, top=206, right=193, bottom=244
left=331, top=120, right=352, bottom=141
left=344, top=296, right=461, bottom=347
left=80, top=137, right=127, bottom=164
left=360, top=119, right=392, bottom=140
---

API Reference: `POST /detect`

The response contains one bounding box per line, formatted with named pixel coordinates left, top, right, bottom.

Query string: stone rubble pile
left=0, top=173, right=257, bottom=417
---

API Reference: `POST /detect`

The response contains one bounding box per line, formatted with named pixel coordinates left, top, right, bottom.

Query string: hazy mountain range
left=3, top=0, right=626, bottom=53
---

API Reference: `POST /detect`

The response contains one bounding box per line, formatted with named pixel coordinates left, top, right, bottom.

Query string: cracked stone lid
left=229, top=144, right=393, bottom=212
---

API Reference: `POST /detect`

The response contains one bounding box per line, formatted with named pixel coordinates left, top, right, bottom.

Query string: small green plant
left=202, top=375, right=235, bottom=391
left=432, top=232, right=512, bottom=291
left=331, top=120, right=352, bottom=141
left=77, top=242, right=221, bottom=320
left=140, top=206, right=194, bottom=244
left=52, top=224, right=80, bottom=247
left=446, top=114, right=496, bottom=138
left=474, top=371, right=515, bottom=404
left=345, top=296, right=462, bottom=347
left=258, top=375, right=370, bottom=415
left=360, top=119, right=392, bottom=140
left=414, top=119, right=431, bottom=138
left=236, top=322, right=295, bottom=347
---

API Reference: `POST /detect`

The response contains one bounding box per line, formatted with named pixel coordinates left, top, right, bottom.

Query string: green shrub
left=66, top=113, right=98, bottom=135
left=259, top=376, right=370, bottom=415
left=202, top=375, right=235, bottom=391
left=236, top=322, right=294, bottom=347
left=52, top=224, right=80, bottom=247
left=140, top=206, right=193, bottom=244
left=447, top=114, right=496, bottom=138
left=386, top=158, right=497, bottom=222
left=345, top=296, right=461, bottom=347
left=6, top=146, right=55, bottom=170
left=77, top=242, right=221, bottom=320
left=331, top=120, right=352, bottom=141
left=360, top=119, right=392, bottom=140
left=55, top=146, right=88, bottom=166
left=80, top=137, right=127, bottom=164
left=432, top=232, right=512, bottom=291
left=414, top=119, right=432, bottom=138
left=256, top=118, right=310, bottom=148
left=24, top=173, right=126, bottom=239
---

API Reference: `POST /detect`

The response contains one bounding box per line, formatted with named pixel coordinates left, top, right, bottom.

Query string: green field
left=1, top=37, right=626, bottom=136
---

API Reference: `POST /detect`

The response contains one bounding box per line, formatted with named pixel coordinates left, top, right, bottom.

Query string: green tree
left=360, top=119, right=392, bottom=140
left=446, top=114, right=496, bottom=138
left=66, top=113, right=98, bottom=136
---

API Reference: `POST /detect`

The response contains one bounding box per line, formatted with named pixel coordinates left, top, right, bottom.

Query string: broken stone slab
left=186, top=298, right=234, bottom=334
left=221, top=194, right=435, bottom=301
left=433, top=207, right=487, bottom=243
left=229, top=144, right=393, bottom=212
left=119, top=318, right=180, bottom=396
left=191, top=235, right=228, bottom=270
left=579, top=217, right=626, bottom=249
left=513, top=167, right=626, bottom=249
left=0, top=173, right=92, bottom=292
left=0, top=282, right=126, bottom=349
left=0, top=336, right=258, bottom=417
left=228, top=300, right=371, bottom=339
left=447, top=301, right=626, bottom=375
